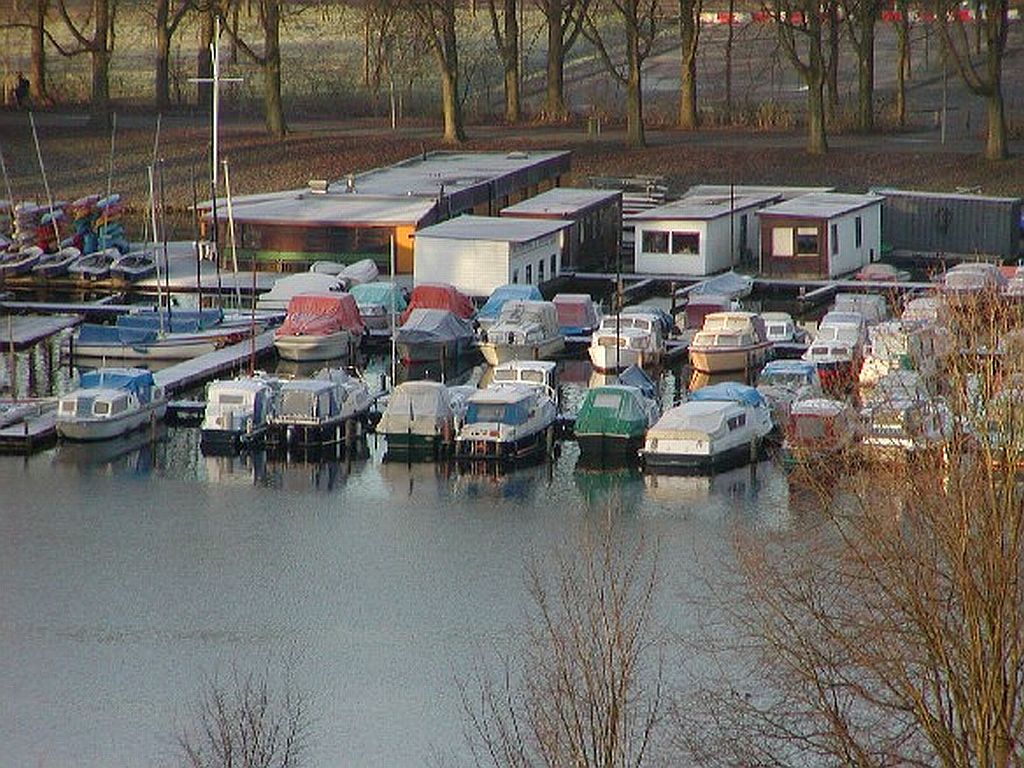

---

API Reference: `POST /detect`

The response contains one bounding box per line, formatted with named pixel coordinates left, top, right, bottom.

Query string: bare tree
left=55, top=0, right=115, bottom=126
left=769, top=0, right=828, bottom=154
left=894, top=0, right=911, bottom=127
left=218, top=0, right=287, bottom=137
left=486, top=0, right=521, bottom=122
left=933, top=0, right=1011, bottom=160
left=461, top=525, right=664, bottom=767
left=677, top=0, right=702, bottom=130
left=409, top=0, right=467, bottom=142
left=154, top=0, right=193, bottom=110
left=843, top=0, right=883, bottom=131
left=176, top=667, right=309, bottom=768
left=679, top=291, right=1024, bottom=767
left=535, top=0, right=590, bottom=121
left=581, top=0, right=659, bottom=148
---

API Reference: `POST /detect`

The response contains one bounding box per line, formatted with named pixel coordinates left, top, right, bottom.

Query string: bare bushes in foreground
left=460, top=527, right=664, bottom=768
left=175, top=668, right=309, bottom=768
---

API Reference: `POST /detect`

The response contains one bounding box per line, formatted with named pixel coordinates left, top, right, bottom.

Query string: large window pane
left=642, top=230, right=669, bottom=254
left=671, top=232, right=700, bottom=255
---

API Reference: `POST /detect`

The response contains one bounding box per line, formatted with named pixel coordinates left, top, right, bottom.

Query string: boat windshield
left=465, top=401, right=529, bottom=426
left=761, top=371, right=809, bottom=388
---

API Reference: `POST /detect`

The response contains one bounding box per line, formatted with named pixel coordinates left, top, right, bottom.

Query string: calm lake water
left=0, top=344, right=801, bottom=767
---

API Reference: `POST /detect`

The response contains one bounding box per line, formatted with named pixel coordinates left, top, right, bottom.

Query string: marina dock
left=2, top=314, right=81, bottom=350
left=0, top=400, right=58, bottom=454
left=153, top=330, right=277, bottom=396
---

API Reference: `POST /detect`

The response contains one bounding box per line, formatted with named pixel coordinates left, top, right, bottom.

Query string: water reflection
left=53, top=423, right=168, bottom=475
left=574, top=464, right=645, bottom=514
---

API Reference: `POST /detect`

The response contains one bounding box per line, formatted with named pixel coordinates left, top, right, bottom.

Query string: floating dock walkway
left=153, top=330, right=277, bottom=397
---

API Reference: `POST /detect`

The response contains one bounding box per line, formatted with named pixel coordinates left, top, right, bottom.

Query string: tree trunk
left=856, top=13, right=875, bottom=131
left=197, top=9, right=213, bottom=111
left=825, top=1, right=839, bottom=121
left=544, top=1, right=567, bottom=120
left=29, top=0, right=48, bottom=102
left=724, top=0, right=734, bottom=120
left=984, top=87, right=1007, bottom=160
left=503, top=0, right=520, bottom=123
left=89, top=0, right=110, bottom=128
left=155, top=0, right=171, bottom=110
left=678, top=0, right=699, bottom=129
left=895, top=8, right=909, bottom=127
left=625, top=27, right=645, bottom=148
left=440, top=64, right=466, bottom=142
left=263, top=0, right=287, bottom=137
left=807, top=71, right=827, bottom=154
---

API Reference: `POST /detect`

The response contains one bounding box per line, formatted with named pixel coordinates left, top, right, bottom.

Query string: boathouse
left=205, top=150, right=572, bottom=274
left=630, top=192, right=779, bottom=276
left=870, top=188, right=1023, bottom=261
left=411, top=215, right=570, bottom=298
left=500, top=188, right=622, bottom=272
left=758, top=192, right=883, bottom=279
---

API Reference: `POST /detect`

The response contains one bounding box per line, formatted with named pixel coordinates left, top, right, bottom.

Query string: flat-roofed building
left=500, top=188, right=622, bottom=271
left=206, top=150, right=572, bottom=273
left=412, top=215, right=571, bottom=298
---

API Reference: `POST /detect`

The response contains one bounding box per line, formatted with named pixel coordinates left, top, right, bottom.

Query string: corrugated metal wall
left=878, top=191, right=1022, bottom=259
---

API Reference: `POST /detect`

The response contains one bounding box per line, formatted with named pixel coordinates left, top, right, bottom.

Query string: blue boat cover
left=350, top=282, right=408, bottom=312
left=118, top=308, right=223, bottom=334
left=76, top=323, right=158, bottom=346
left=479, top=284, right=543, bottom=321
left=689, top=381, right=765, bottom=407
left=617, top=364, right=657, bottom=400
left=79, top=367, right=156, bottom=403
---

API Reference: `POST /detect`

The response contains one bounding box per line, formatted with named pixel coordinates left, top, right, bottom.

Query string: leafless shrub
left=460, top=523, right=665, bottom=768
left=175, top=667, right=309, bottom=768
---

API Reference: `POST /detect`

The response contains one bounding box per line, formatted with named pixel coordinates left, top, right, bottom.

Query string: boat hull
left=56, top=400, right=167, bottom=441
left=454, top=425, right=553, bottom=462
left=688, top=343, right=772, bottom=374
left=480, top=337, right=564, bottom=366
left=588, top=345, right=660, bottom=373
left=200, top=425, right=269, bottom=453
left=273, top=331, right=353, bottom=362
left=576, top=433, right=644, bottom=464
left=73, top=337, right=224, bottom=361
left=383, top=431, right=450, bottom=460
left=642, top=439, right=764, bottom=474
left=397, top=339, right=471, bottom=366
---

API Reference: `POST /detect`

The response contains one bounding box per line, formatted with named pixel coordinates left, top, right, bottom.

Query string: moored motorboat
left=552, top=293, right=602, bottom=339
left=688, top=311, right=772, bottom=374
left=200, top=375, right=281, bottom=452
left=454, top=383, right=558, bottom=463
left=56, top=367, right=167, bottom=441
left=802, top=311, right=868, bottom=396
left=396, top=308, right=477, bottom=370
left=273, top=293, right=365, bottom=362
left=641, top=383, right=772, bottom=473
left=266, top=368, right=372, bottom=450
left=756, top=359, right=823, bottom=426
left=479, top=300, right=564, bottom=366
left=574, top=383, right=660, bottom=464
left=378, top=380, right=472, bottom=459
left=782, top=397, right=860, bottom=472
left=110, top=250, right=157, bottom=282
left=588, top=312, right=665, bottom=372
left=478, top=284, right=543, bottom=331
left=349, top=282, right=407, bottom=331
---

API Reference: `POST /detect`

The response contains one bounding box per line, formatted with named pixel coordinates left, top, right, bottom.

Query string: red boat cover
left=276, top=293, right=364, bottom=337
left=400, top=283, right=475, bottom=324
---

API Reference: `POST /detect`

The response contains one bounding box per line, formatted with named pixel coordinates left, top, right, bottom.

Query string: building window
left=642, top=230, right=669, bottom=254
left=796, top=227, right=819, bottom=256
left=538, top=260, right=545, bottom=281
left=671, top=232, right=700, bottom=255
left=551, top=255, right=557, bottom=275
left=855, top=216, right=863, bottom=248
left=739, top=215, right=748, bottom=251
left=830, top=223, right=838, bottom=255
left=772, top=227, right=794, bottom=257
left=512, top=268, right=519, bottom=284
left=526, top=264, right=533, bottom=283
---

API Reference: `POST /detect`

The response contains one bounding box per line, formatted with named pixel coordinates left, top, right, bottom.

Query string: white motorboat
left=588, top=312, right=665, bottom=372
left=200, top=375, right=281, bottom=452
left=756, top=359, right=823, bottom=426
left=454, top=383, right=558, bottom=462
left=641, top=383, right=772, bottom=473
left=688, top=311, right=772, bottom=374
left=859, top=370, right=950, bottom=461
left=256, top=272, right=346, bottom=312
left=480, top=300, right=564, bottom=366
left=267, top=368, right=372, bottom=450
left=56, top=367, right=167, bottom=441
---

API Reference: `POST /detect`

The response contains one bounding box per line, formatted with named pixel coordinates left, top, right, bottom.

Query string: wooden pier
left=0, top=400, right=58, bottom=454
left=153, top=330, right=277, bottom=396
left=2, top=314, right=81, bottom=350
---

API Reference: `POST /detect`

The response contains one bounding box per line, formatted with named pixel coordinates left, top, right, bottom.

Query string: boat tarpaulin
left=79, top=367, right=156, bottom=403
left=575, top=386, right=649, bottom=436
left=617, top=365, right=657, bottom=400
left=689, top=271, right=754, bottom=299
left=689, top=381, right=765, bottom=407
left=350, top=282, right=407, bottom=312
left=76, top=323, right=158, bottom=346
left=119, top=308, right=224, bottom=334
left=479, top=284, right=543, bottom=322
left=400, top=283, right=476, bottom=324
left=277, top=293, right=364, bottom=337
left=552, top=294, right=600, bottom=334
left=396, top=308, right=474, bottom=345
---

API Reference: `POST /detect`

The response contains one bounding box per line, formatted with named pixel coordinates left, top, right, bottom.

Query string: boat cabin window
left=522, top=371, right=545, bottom=384
left=93, top=401, right=111, bottom=416
left=766, top=323, right=789, bottom=338
left=465, top=402, right=529, bottom=426
left=281, top=391, right=315, bottom=417
left=218, top=393, right=247, bottom=406
left=762, top=371, right=809, bottom=388
left=59, top=400, right=76, bottom=415
left=726, top=413, right=747, bottom=431
left=592, top=393, right=622, bottom=409
left=109, top=396, right=128, bottom=415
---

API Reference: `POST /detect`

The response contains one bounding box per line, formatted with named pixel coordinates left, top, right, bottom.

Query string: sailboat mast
left=147, top=165, right=165, bottom=335
left=222, top=159, right=242, bottom=308
left=27, top=112, right=61, bottom=248
left=390, top=234, right=397, bottom=388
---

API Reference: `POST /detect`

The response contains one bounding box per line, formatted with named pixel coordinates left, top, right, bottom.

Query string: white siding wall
left=828, top=204, right=882, bottom=277
left=413, top=238, right=510, bottom=297
left=634, top=220, right=709, bottom=275
left=510, top=234, right=561, bottom=290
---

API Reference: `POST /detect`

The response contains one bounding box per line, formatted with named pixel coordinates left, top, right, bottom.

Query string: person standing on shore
left=14, top=72, right=29, bottom=108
